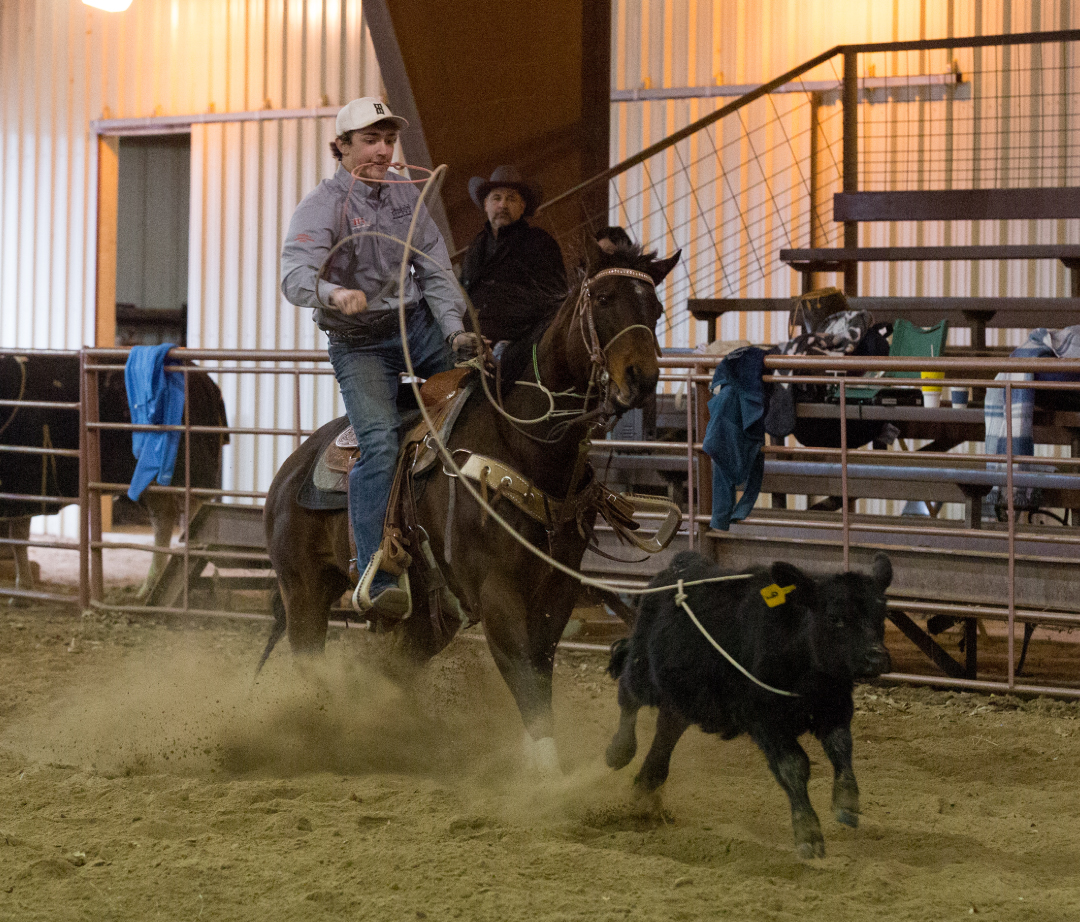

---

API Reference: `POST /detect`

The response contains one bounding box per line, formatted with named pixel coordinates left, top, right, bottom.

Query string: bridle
left=573, top=267, right=661, bottom=393
left=477, top=264, right=664, bottom=445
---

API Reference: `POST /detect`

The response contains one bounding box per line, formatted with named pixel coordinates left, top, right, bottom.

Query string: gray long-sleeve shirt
left=280, top=165, right=465, bottom=338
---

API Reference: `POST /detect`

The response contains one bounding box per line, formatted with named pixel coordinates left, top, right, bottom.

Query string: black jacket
left=460, top=219, right=568, bottom=343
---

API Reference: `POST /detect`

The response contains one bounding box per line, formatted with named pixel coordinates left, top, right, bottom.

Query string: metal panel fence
left=3, top=345, right=1080, bottom=699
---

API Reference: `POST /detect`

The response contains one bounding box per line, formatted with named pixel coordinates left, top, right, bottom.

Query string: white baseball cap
left=335, top=97, right=408, bottom=135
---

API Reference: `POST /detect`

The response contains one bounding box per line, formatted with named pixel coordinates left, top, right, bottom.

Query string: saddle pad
left=295, top=369, right=477, bottom=511
left=296, top=416, right=352, bottom=511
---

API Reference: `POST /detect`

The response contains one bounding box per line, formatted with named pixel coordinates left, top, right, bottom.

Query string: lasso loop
left=322, top=163, right=719, bottom=601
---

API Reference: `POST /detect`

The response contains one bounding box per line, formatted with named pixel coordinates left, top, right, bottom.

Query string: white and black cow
left=605, top=550, right=892, bottom=859
left=0, top=352, right=227, bottom=601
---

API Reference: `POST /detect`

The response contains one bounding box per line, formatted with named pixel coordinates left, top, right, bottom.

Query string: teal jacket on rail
left=702, top=347, right=767, bottom=530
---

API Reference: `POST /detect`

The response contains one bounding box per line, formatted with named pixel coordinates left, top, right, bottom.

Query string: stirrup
left=351, top=547, right=412, bottom=620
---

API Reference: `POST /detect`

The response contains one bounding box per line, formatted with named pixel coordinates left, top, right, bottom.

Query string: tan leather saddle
left=313, top=367, right=476, bottom=496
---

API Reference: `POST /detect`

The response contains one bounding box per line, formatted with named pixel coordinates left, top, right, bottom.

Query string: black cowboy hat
left=468, top=165, right=542, bottom=218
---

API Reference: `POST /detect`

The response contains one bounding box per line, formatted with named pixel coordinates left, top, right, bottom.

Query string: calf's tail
left=607, top=637, right=630, bottom=680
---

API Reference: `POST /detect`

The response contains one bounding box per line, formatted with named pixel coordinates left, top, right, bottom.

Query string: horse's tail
left=255, top=588, right=287, bottom=676
left=607, top=637, right=631, bottom=681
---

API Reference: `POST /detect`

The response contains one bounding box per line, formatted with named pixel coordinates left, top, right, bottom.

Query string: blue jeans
left=327, top=307, right=452, bottom=591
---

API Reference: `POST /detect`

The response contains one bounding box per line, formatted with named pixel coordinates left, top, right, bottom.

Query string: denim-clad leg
left=328, top=308, right=452, bottom=593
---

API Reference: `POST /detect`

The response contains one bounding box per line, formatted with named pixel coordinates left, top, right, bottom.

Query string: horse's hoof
left=834, top=807, right=859, bottom=828
left=522, top=734, right=561, bottom=780
left=605, top=735, right=636, bottom=770
left=796, top=838, right=826, bottom=859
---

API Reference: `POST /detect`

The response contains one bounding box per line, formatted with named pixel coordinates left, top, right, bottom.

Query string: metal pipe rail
left=765, top=461, right=1080, bottom=491
left=5, top=345, right=1080, bottom=697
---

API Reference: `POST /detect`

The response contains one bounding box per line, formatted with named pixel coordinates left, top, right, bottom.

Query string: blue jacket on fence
left=125, top=343, right=185, bottom=502
left=702, top=347, right=767, bottom=530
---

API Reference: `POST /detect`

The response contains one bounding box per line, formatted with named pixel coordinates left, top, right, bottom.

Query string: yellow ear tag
left=760, top=584, right=796, bottom=608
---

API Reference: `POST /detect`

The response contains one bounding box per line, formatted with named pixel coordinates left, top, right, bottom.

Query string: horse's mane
left=495, top=241, right=661, bottom=396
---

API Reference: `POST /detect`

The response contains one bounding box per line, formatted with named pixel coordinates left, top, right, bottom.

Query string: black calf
left=605, top=551, right=892, bottom=858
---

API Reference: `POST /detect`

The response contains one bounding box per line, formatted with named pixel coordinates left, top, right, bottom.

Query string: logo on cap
left=374, top=103, right=384, bottom=115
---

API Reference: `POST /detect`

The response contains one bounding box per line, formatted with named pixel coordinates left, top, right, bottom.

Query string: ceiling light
left=83, top=0, right=134, bottom=11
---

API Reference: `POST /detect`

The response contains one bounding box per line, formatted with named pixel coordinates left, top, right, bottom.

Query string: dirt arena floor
left=1, top=585, right=1079, bottom=922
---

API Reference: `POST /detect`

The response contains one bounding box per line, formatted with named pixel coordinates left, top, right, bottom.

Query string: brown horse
left=262, top=238, right=680, bottom=774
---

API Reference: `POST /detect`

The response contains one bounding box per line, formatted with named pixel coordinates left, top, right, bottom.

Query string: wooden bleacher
left=689, top=296, right=1080, bottom=348
left=689, top=186, right=1080, bottom=346
left=781, top=186, right=1080, bottom=298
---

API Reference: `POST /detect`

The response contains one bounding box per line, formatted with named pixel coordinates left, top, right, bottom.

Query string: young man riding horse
left=265, top=230, right=680, bottom=776
left=280, top=97, right=483, bottom=619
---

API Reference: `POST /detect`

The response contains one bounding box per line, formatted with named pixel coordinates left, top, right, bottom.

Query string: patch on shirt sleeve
left=294, top=232, right=314, bottom=243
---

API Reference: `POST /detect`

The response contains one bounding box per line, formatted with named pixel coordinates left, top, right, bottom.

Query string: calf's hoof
left=605, top=734, right=636, bottom=770
left=796, top=838, right=826, bottom=860
left=793, top=812, right=825, bottom=859
left=834, top=806, right=859, bottom=828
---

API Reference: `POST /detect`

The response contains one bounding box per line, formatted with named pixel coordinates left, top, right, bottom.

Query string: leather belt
left=327, top=305, right=421, bottom=345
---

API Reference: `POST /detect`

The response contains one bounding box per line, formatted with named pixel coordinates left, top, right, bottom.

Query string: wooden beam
left=835, top=188, right=1080, bottom=223
left=95, top=135, right=120, bottom=533
left=95, top=135, right=119, bottom=349
left=781, top=244, right=1080, bottom=265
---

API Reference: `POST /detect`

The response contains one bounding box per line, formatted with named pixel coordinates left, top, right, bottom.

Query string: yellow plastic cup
left=920, top=370, right=944, bottom=407
left=920, top=370, right=945, bottom=391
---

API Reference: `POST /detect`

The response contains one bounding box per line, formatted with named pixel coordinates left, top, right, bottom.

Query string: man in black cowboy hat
left=460, top=165, right=568, bottom=348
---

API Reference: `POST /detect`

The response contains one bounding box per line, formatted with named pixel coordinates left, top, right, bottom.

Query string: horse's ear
left=582, top=232, right=605, bottom=271
left=646, top=248, right=681, bottom=285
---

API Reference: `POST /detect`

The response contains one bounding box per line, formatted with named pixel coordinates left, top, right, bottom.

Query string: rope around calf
left=674, top=579, right=799, bottom=697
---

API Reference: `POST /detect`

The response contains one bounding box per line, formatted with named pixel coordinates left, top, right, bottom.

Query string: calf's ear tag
left=760, top=583, right=796, bottom=608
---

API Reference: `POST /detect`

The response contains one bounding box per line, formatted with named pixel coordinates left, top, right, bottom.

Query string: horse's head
left=568, top=236, right=681, bottom=412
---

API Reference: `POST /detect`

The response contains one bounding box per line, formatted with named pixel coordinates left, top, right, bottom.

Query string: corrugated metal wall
left=0, top=0, right=383, bottom=535
left=611, top=0, right=1079, bottom=349
left=3, top=0, right=1078, bottom=535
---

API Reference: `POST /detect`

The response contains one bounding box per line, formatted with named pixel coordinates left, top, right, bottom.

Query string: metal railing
left=0, top=349, right=84, bottom=607
left=5, top=345, right=1080, bottom=696
left=529, top=30, right=1080, bottom=349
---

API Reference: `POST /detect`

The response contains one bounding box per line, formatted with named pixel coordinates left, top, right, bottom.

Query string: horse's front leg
left=480, top=570, right=573, bottom=779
